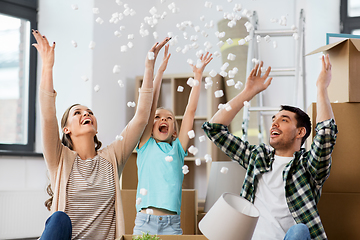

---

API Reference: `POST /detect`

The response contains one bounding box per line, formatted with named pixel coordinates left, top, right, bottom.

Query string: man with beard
left=202, top=55, right=337, bottom=240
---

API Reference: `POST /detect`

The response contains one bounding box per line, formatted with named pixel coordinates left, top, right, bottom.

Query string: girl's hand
left=145, top=37, right=171, bottom=69
left=31, top=29, right=55, bottom=68
left=158, top=44, right=171, bottom=73
left=190, top=52, right=213, bottom=75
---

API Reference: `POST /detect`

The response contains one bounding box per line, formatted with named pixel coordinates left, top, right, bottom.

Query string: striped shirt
left=65, top=155, right=116, bottom=239
left=202, top=119, right=337, bottom=240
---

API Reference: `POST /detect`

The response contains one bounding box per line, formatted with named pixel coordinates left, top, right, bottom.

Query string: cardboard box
left=318, top=193, right=360, bottom=240
left=121, top=189, right=197, bottom=235
left=118, top=235, right=208, bottom=240
left=307, top=102, right=360, bottom=193
left=307, top=39, right=360, bottom=102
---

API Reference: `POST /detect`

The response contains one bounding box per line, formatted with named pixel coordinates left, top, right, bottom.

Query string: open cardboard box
left=307, top=38, right=360, bottom=102
left=118, top=235, right=207, bottom=240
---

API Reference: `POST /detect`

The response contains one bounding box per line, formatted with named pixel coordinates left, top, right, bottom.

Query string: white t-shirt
left=252, top=155, right=297, bottom=240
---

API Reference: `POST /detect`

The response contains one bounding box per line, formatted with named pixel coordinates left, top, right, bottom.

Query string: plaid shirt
left=202, top=119, right=337, bottom=240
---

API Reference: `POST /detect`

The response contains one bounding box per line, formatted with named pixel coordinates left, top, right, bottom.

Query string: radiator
left=0, top=190, right=50, bottom=239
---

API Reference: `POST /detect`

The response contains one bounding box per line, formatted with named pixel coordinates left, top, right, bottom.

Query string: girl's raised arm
left=139, top=44, right=171, bottom=148
left=178, top=53, right=213, bottom=151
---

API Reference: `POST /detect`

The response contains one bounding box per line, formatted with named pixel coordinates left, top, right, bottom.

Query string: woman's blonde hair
left=45, top=103, right=102, bottom=211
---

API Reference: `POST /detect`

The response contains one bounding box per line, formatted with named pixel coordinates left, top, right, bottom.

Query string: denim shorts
left=133, top=212, right=183, bottom=235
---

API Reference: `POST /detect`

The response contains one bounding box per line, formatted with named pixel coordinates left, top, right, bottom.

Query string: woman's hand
left=32, top=29, right=55, bottom=69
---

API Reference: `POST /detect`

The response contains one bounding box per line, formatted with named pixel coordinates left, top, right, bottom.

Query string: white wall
left=0, top=0, right=341, bottom=238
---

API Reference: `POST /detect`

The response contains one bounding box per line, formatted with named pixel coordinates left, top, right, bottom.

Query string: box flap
left=306, top=39, right=348, bottom=56
left=349, top=38, right=360, bottom=52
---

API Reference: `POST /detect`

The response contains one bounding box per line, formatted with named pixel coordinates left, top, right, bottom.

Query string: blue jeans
left=133, top=212, right=182, bottom=235
left=40, top=211, right=72, bottom=240
left=284, top=223, right=311, bottom=240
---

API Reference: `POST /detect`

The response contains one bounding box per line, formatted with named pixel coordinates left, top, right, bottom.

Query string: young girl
left=133, top=47, right=213, bottom=235
left=32, top=29, right=170, bottom=239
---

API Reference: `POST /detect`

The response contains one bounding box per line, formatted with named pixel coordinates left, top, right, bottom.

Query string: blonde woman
left=32, top=29, right=170, bottom=239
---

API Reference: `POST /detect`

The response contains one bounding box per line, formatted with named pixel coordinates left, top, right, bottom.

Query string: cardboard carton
left=318, top=192, right=360, bottom=240
left=307, top=102, right=360, bottom=193
left=307, top=39, right=360, bottom=102
left=118, top=235, right=208, bottom=240
left=121, top=189, right=197, bottom=235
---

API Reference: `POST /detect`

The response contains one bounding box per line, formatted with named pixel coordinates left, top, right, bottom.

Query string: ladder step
left=249, top=107, right=280, bottom=112
left=254, top=29, right=297, bottom=37
left=269, top=68, right=296, bottom=77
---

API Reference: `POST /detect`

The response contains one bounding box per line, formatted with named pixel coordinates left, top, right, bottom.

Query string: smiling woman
left=0, top=0, right=37, bottom=154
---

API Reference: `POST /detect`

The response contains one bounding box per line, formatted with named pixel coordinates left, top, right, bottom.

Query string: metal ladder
left=242, top=9, right=306, bottom=143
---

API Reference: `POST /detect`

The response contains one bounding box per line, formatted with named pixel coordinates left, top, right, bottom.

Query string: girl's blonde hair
left=45, top=103, right=102, bottom=211
left=156, top=107, right=179, bottom=141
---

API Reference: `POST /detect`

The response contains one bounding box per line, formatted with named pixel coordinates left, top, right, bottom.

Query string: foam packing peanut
left=89, top=41, right=96, bottom=49
left=228, top=71, right=235, bottom=78
left=235, top=81, right=243, bottom=90
left=71, top=40, right=77, bottom=48
left=188, top=145, right=198, bottom=155
left=116, top=135, right=124, bottom=141
left=177, top=86, right=184, bottom=92
left=113, top=65, right=121, bottom=74
left=220, top=167, right=229, bottom=174
left=204, top=154, right=212, bottom=162
left=127, top=42, right=134, bottom=48
left=219, top=71, right=227, bottom=77
left=209, top=70, right=217, bottom=77
left=147, top=52, right=155, bottom=60
left=199, top=135, right=206, bottom=142
left=195, top=158, right=201, bottom=166
left=205, top=82, right=212, bottom=89
left=136, top=198, right=142, bottom=205
left=93, top=8, right=100, bottom=14
left=140, top=188, right=148, bottom=196
left=182, top=169, right=189, bottom=175
left=81, top=75, right=88, bottom=82
left=165, top=156, right=173, bottom=162
left=95, top=17, right=104, bottom=24
left=204, top=1, right=212, bottom=8
left=127, top=101, right=136, bottom=107
left=226, top=79, right=235, bottom=86
left=187, top=130, right=195, bottom=139
left=118, top=80, right=124, bottom=87
left=225, top=103, right=232, bottom=111
left=226, top=38, right=233, bottom=45
left=227, top=53, right=236, bottom=61
left=94, top=85, right=100, bottom=92
left=71, top=4, right=78, bottom=10
left=221, top=62, right=229, bottom=71
left=214, top=90, right=224, bottom=98
left=146, top=209, right=154, bottom=214
left=120, top=45, right=128, bottom=52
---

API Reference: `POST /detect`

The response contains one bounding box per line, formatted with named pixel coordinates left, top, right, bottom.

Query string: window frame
left=0, top=0, right=39, bottom=155
left=340, top=0, right=360, bottom=33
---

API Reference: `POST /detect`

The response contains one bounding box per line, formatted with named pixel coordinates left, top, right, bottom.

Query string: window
left=0, top=0, right=38, bottom=153
left=341, top=0, right=360, bottom=34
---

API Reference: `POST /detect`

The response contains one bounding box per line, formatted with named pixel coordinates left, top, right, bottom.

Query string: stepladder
left=241, top=9, right=306, bottom=144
